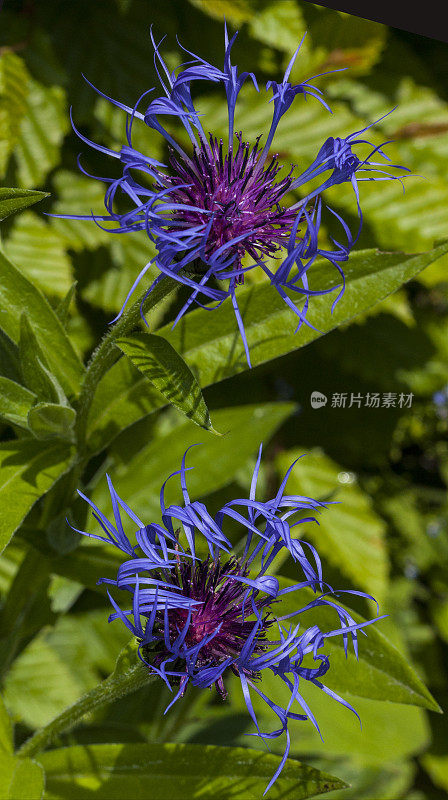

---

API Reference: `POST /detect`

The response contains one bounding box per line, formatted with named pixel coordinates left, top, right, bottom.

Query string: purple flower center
left=144, top=555, right=272, bottom=696
left=162, top=133, right=298, bottom=279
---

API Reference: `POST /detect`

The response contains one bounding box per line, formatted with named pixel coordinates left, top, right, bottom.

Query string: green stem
left=75, top=275, right=179, bottom=451
left=17, top=663, right=156, bottom=759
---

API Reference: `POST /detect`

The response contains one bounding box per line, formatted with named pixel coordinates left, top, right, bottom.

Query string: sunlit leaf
left=5, top=213, right=73, bottom=298
left=0, top=188, right=48, bottom=223
left=117, top=333, right=216, bottom=432
left=0, top=51, right=29, bottom=177
left=40, top=742, right=346, bottom=800
left=15, top=78, right=68, bottom=187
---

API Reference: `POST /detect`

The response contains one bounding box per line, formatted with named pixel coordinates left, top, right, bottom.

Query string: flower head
left=73, top=446, right=384, bottom=793
left=56, top=25, right=408, bottom=366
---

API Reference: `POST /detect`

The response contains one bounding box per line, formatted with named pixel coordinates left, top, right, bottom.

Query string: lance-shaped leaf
left=117, top=332, right=216, bottom=432
left=0, top=250, right=84, bottom=398
left=276, top=577, right=441, bottom=712
left=39, top=742, right=346, bottom=800
left=0, top=188, right=48, bottom=223
left=0, top=440, right=74, bottom=553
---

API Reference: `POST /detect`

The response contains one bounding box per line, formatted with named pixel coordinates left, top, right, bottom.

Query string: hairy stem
left=17, top=663, right=156, bottom=759
left=75, top=276, right=178, bottom=452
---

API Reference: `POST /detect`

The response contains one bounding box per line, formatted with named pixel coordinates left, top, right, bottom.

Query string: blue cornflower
left=55, top=25, right=408, bottom=366
left=73, top=445, right=384, bottom=793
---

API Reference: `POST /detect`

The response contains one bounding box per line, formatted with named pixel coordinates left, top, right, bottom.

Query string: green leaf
left=82, top=232, right=159, bottom=314
left=5, top=213, right=73, bottom=298
left=86, top=356, right=164, bottom=455
left=0, top=439, right=73, bottom=554
left=157, top=243, right=448, bottom=387
left=117, top=333, right=216, bottom=433
left=0, top=377, right=36, bottom=430
left=28, top=403, right=76, bottom=442
left=421, top=754, right=448, bottom=793
left=90, top=402, right=295, bottom=526
left=0, top=330, right=21, bottom=383
left=19, top=314, right=65, bottom=403
left=0, top=753, right=45, bottom=800
left=249, top=0, right=305, bottom=53
left=0, top=693, right=13, bottom=754
left=49, top=171, right=112, bottom=251
left=0, top=189, right=48, bottom=223
left=275, top=449, right=388, bottom=602
left=39, top=742, right=346, bottom=799
left=0, top=550, right=54, bottom=680
left=4, top=612, right=127, bottom=730
left=55, top=283, right=77, bottom=328
left=276, top=577, right=441, bottom=712
left=15, top=78, right=68, bottom=187
left=240, top=675, right=430, bottom=764
left=188, top=0, right=254, bottom=25
left=0, top=52, right=29, bottom=177
left=0, top=249, right=84, bottom=398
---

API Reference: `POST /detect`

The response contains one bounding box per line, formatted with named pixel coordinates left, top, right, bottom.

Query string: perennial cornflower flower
left=56, top=25, right=408, bottom=365
left=72, top=446, right=384, bottom=793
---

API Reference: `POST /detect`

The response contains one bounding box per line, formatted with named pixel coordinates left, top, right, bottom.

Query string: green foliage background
left=0, top=0, right=448, bottom=798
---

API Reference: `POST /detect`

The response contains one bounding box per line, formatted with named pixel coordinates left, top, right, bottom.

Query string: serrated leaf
left=40, top=742, right=346, bottom=800
left=28, top=403, right=76, bottom=442
left=0, top=377, right=36, bottom=429
left=276, top=578, right=440, bottom=712
left=0, top=189, right=48, bottom=223
left=0, top=249, right=84, bottom=398
left=0, top=439, right=73, bottom=554
left=275, top=449, right=388, bottom=602
left=0, top=51, right=29, bottom=177
left=5, top=213, right=73, bottom=298
left=89, top=402, right=295, bottom=527
left=117, top=333, right=216, bottom=433
left=15, top=78, right=68, bottom=187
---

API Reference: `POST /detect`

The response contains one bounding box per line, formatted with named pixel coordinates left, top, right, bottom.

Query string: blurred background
left=1, top=1, right=448, bottom=797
